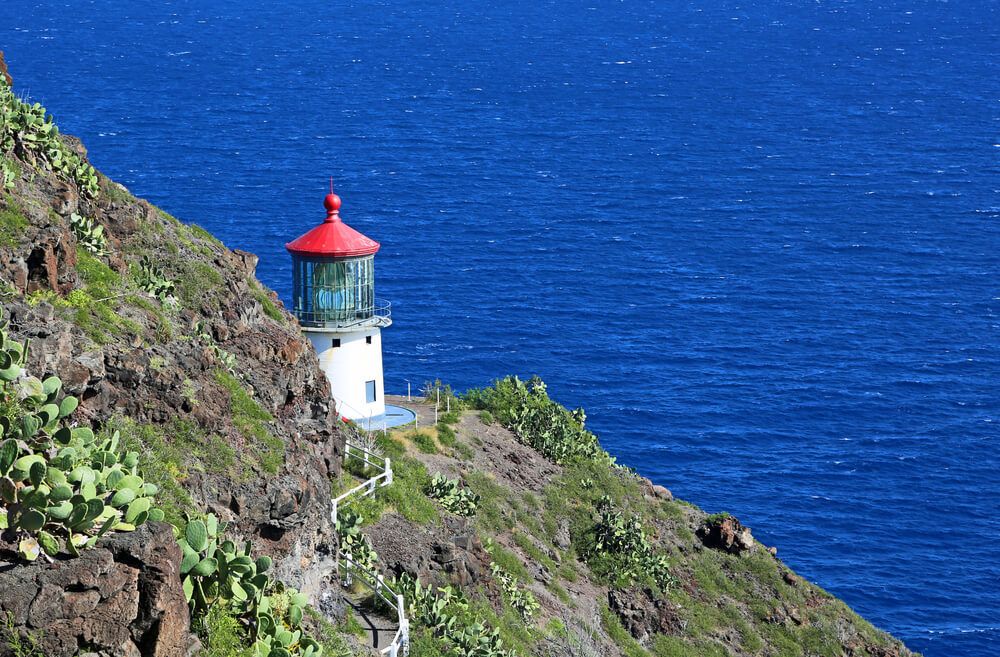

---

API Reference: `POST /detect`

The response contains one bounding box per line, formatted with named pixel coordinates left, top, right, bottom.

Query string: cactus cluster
left=135, top=255, right=176, bottom=303
left=195, top=320, right=238, bottom=373
left=0, top=77, right=100, bottom=198
left=393, top=573, right=516, bottom=657
left=335, top=508, right=378, bottom=572
left=594, top=495, right=676, bottom=593
left=489, top=562, right=539, bottom=622
left=178, top=514, right=323, bottom=657
left=425, top=474, right=480, bottom=517
left=70, top=212, right=109, bottom=257
left=463, top=376, right=607, bottom=465
left=0, top=310, right=162, bottom=560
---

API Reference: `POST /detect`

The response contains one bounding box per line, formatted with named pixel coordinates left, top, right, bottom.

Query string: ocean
left=3, top=1, right=998, bottom=654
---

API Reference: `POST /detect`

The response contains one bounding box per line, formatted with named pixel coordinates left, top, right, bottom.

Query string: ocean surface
left=3, top=1, right=998, bottom=654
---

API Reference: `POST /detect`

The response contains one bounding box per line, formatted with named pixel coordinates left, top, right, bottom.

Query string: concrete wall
left=305, top=327, right=385, bottom=421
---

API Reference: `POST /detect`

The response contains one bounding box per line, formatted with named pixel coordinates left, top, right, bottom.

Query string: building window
left=331, top=338, right=341, bottom=348
left=366, top=335, right=372, bottom=344
left=365, top=380, right=377, bottom=403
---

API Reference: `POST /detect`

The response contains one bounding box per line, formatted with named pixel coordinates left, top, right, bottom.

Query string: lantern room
left=286, top=193, right=389, bottom=329
left=286, top=191, right=392, bottom=423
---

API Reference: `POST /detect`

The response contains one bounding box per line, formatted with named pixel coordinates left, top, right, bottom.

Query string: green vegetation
left=589, top=495, right=676, bottom=592
left=110, top=416, right=202, bottom=527
left=0, top=194, right=28, bottom=247
left=336, top=435, right=438, bottom=527
left=489, top=561, right=539, bottom=622
left=133, top=254, right=176, bottom=302
left=2, top=611, right=45, bottom=657
left=409, top=429, right=438, bottom=454
left=0, top=315, right=163, bottom=560
left=0, top=76, right=100, bottom=197
left=179, top=513, right=324, bottom=657
left=302, top=607, right=360, bottom=657
left=198, top=605, right=253, bottom=657
left=425, top=473, right=480, bottom=517
left=393, top=574, right=516, bottom=657
left=250, top=281, right=285, bottom=322
left=436, top=422, right=456, bottom=447
left=465, top=375, right=605, bottom=464
left=215, top=370, right=284, bottom=474
left=70, top=212, right=109, bottom=256
left=478, top=410, right=494, bottom=425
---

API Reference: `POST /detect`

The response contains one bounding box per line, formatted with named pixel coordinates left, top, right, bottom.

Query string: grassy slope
left=342, top=397, right=917, bottom=657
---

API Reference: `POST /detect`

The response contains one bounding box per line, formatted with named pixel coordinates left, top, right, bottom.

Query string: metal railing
left=296, top=298, right=391, bottom=330
left=333, top=438, right=409, bottom=656
left=339, top=551, right=410, bottom=657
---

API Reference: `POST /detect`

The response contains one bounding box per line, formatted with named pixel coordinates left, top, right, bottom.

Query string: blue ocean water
left=3, top=1, right=998, bottom=654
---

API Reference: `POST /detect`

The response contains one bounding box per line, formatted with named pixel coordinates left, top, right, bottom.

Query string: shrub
left=436, top=422, right=456, bottom=447
left=425, top=474, right=480, bottom=517
left=490, top=562, right=540, bottom=622
left=464, top=376, right=605, bottom=464
left=409, top=430, right=438, bottom=454
left=478, top=410, right=495, bottom=425
left=591, top=495, right=676, bottom=593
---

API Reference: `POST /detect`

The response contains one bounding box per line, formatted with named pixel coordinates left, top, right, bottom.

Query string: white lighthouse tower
left=286, top=190, right=391, bottom=423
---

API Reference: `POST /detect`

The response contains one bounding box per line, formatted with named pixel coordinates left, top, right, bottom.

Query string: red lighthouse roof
left=285, top=193, right=381, bottom=258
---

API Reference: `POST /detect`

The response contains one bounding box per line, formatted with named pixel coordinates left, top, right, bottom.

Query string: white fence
left=333, top=438, right=410, bottom=657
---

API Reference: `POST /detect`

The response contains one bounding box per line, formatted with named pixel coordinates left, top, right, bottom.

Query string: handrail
left=340, top=552, right=410, bottom=656
left=333, top=437, right=409, bottom=656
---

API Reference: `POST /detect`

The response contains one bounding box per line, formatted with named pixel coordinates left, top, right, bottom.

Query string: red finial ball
left=324, top=193, right=341, bottom=216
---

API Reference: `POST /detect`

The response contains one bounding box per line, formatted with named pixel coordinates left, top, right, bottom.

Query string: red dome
left=285, top=193, right=380, bottom=258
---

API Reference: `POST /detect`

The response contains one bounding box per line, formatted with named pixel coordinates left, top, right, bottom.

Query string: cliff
left=0, top=53, right=343, bottom=655
left=0, top=54, right=918, bottom=657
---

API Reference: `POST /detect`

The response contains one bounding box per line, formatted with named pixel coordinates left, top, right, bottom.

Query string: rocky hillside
left=336, top=383, right=919, bottom=657
left=0, top=53, right=344, bottom=655
left=0, top=52, right=918, bottom=657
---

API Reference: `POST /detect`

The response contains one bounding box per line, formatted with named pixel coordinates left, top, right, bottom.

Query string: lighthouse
left=286, top=190, right=391, bottom=424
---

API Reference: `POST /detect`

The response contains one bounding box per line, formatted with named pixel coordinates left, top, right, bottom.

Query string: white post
left=385, top=457, right=393, bottom=486
left=447, top=396, right=450, bottom=413
left=407, top=380, right=411, bottom=401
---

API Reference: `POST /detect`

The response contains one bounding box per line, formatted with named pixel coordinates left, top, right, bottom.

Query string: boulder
left=0, top=524, right=197, bottom=657
left=696, top=514, right=755, bottom=555
left=607, top=587, right=684, bottom=644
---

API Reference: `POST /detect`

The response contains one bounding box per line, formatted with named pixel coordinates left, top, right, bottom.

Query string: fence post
left=385, top=457, right=393, bottom=486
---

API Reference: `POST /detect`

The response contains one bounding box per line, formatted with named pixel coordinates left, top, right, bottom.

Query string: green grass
left=173, top=259, right=224, bottom=310
left=436, top=422, right=456, bottom=447
left=250, top=281, right=285, bottom=322
left=485, top=540, right=530, bottom=581
left=2, top=611, right=46, bottom=657
left=478, top=410, right=494, bottom=425
left=409, top=430, right=438, bottom=454
left=215, top=370, right=284, bottom=474
left=0, top=194, right=29, bottom=247
left=466, top=470, right=516, bottom=533
left=302, top=607, right=358, bottom=657
left=438, top=410, right=460, bottom=425
left=339, top=439, right=439, bottom=526
left=109, top=416, right=208, bottom=526
left=196, top=604, right=252, bottom=657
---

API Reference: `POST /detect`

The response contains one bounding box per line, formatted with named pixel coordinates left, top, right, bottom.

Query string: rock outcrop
left=0, top=524, right=195, bottom=657
left=696, top=514, right=755, bottom=555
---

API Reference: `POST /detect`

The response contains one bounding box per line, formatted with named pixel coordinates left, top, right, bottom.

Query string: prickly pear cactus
left=0, top=308, right=162, bottom=561
left=177, top=512, right=323, bottom=657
